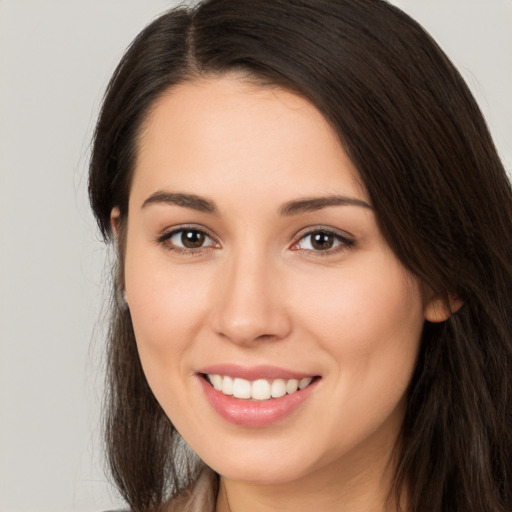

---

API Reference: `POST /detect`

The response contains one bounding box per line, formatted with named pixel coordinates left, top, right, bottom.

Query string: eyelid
left=290, top=226, right=355, bottom=254
left=156, top=224, right=220, bottom=252
left=155, top=224, right=355, bottom=256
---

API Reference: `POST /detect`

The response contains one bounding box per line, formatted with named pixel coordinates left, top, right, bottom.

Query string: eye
left=158, top=227, right=219, bottom=252
left=292, top=229, right=354, bottom=253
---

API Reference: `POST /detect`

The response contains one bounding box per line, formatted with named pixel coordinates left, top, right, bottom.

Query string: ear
left=424, top=294, right=463, bottom=323
left=110, top=207, right=129, bottom=306
left=110, top=207, right=121, bottom=238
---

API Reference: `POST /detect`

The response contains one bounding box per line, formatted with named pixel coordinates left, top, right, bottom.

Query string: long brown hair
left=89, top=1, right=512, bottom=511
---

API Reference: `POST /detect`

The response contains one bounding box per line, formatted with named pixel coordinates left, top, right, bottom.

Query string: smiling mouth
left=203, top=374, right=319, bottom=401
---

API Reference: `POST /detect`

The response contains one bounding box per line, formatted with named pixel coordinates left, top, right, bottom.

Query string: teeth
left=207, top=374, right=314, bottom=400
left=223, top=376, right=234, bottom=396
left=270, top=379, right=286, bottom=398
left=232, top=378, right=251, bottom=399
left=252, top=379, right=271, bottom=400
left=299, top=377, right=312, bottom=389
left=286, top=379, right=299, bottom=394
left=210, top=374, right=222, bottom=391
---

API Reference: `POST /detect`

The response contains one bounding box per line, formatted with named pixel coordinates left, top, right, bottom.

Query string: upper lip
left=197, top=364, right=317, bottom=381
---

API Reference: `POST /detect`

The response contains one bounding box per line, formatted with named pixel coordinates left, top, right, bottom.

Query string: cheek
left=128, top=268, right=209, bottom=337
left=123, top=243, right=214, bottom=384
left=292, top=258, right=424, bottom=395
left=286, top=261, right=424, bottom=453
left=295, top=259, right=423, bottom=338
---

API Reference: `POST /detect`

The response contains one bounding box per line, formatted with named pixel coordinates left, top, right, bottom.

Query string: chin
left=212, top=460, right=310, bottom=485
left=191, top=434, right=327, bottom=485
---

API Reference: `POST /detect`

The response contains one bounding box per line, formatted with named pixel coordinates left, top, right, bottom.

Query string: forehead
left=131, top=76, right=367, bottom=207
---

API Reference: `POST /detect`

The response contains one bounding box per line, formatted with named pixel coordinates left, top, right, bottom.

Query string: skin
left=116, top=76, right=450, bottom=512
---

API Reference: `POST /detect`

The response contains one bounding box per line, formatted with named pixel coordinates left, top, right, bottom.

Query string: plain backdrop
left=0, top=1, right=510, bottom=511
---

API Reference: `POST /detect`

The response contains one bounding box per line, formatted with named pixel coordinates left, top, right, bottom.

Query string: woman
left=88, top=1, right=512, bottom=511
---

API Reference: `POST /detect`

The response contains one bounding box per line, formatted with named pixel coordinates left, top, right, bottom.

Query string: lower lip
left=198, top=376, right=319, bottom=427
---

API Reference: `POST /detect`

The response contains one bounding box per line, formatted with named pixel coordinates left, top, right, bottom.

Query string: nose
left=211, top=249, right=292, bottom=346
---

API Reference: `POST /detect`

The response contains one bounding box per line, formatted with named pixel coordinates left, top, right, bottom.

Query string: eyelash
left=291, top=228, right=355, bottom=256
left=156, top=226, right=219, bottom=256
left=156, top=226, right=355, bottom=256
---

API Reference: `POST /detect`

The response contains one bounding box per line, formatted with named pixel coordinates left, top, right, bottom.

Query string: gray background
left=0, top=1, right=510, bottom=511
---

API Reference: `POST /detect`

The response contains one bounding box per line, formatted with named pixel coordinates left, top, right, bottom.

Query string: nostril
left=255, top=333, right=278, bottom=341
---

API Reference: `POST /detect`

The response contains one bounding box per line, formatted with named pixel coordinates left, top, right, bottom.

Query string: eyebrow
left=278, top=195, right=372, bottom=216
left=141, top=191, right=219, bottom=214
left=141, top=191, right=372, bottom=216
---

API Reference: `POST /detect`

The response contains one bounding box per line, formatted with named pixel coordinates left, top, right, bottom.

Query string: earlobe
left=424, top=295, right=463, bottom=323
left=110, top=207, right=121, bottom=238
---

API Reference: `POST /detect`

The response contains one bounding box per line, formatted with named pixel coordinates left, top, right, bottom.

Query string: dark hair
left=89, top=1, right=512, bottom=511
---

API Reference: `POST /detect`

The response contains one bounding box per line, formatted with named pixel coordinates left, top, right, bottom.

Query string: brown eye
left=311, top=232, right=335, bottom=250
left=181, top=230, right=206, bottom=248
left=294, top=229, right=353, bottom=253
left=162, top=228, right=217, bottom=251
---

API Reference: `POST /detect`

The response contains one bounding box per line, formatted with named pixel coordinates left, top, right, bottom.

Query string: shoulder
left=100, top=468, right=218, bottom=512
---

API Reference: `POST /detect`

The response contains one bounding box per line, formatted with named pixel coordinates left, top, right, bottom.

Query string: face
left=121, top=76, right=432, bottom=486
